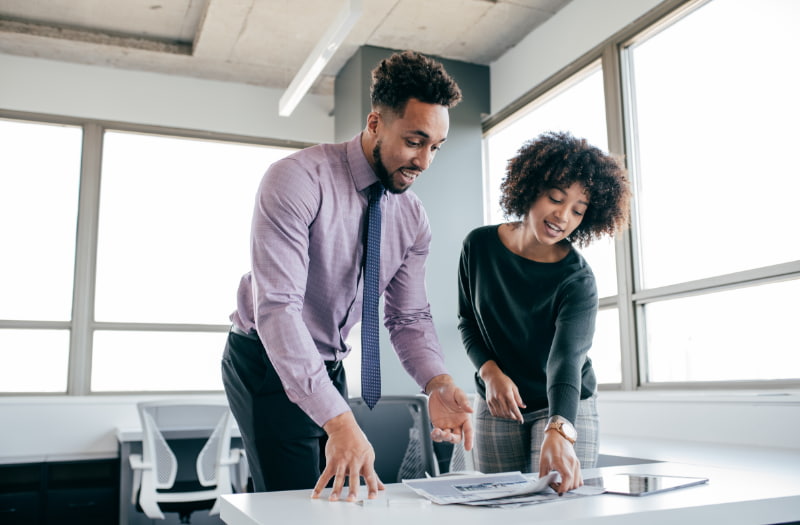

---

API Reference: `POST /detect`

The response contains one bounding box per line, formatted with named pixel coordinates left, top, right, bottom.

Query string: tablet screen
left=601, top=474, right=708, bottom=496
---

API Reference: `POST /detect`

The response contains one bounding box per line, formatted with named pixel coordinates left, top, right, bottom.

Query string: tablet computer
left=601, top=474, right=709, bottom=496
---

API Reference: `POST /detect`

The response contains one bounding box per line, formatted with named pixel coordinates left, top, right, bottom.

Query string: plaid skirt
left=472, top=394, right=599, bottom=474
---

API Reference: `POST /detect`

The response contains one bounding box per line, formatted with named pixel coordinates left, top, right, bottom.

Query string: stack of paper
left=402, top=471, right=604, bottom=508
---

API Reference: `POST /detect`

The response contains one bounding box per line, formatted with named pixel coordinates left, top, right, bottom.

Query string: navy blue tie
left=361, top=183, right=383, bottom=409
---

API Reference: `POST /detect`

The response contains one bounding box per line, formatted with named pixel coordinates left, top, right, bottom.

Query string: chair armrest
left=129, top=453, right=152, bottom=470
left=225, top=449, right=249, bottom=493
left=128, top=453, right=147, bottom=505
left=220, top=448, right=242, bottom=466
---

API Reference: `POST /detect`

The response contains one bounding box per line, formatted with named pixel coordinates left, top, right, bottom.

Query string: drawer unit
left=0, top=459, right=118, bottom=525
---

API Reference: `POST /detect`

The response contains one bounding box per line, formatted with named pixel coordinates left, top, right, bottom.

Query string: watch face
left=561, top=421, right=577, bottom=441
left=547, top=417, right=578, bottom=443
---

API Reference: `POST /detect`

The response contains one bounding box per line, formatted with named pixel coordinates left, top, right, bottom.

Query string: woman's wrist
left=478, top=360, right=503, bottom=382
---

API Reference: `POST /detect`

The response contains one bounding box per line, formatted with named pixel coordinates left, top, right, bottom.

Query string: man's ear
left=366, top=111, right=381, bottom=135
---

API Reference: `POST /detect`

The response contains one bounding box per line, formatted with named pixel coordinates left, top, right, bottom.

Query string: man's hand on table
left=312, top=411, right=384, bottom=502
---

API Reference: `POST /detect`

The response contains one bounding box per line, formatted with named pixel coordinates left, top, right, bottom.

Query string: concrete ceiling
left=0, top=0, right=571, bottom=98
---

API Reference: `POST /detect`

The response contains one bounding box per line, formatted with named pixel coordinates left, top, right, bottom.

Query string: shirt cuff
left=298, top=380, right=352, bottom=428
left=548, top=383, right=580, bottom=423
left=416, top=363, right=451, bottom=395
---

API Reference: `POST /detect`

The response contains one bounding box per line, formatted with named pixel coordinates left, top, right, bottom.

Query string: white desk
left=219, top=462, right=800, bottom=525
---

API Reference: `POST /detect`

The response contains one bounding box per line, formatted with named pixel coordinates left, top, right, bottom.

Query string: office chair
left=129, top=400, right=244, bottom=523
left=448, top=440, right=477, bottom=473
left=349, top=395, right=438, bottom=482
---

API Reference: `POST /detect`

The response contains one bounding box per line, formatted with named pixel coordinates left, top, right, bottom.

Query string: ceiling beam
left=0, top=16, right=191, bottom=55
left=192, top=0, right=253, bottom=60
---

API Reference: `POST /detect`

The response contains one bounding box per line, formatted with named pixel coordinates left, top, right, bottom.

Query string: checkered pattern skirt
left=472, top=394, right=599, bottom=474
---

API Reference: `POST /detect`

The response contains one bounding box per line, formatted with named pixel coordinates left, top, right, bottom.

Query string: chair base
left=135, top=498, right=216, bottom=523
left=136, top=484, right=220, bottom=523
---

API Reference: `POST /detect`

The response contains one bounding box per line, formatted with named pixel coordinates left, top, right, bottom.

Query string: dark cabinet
left=0, top=458, right=118, bottom=525
left=0, top=463, right=41, bottom=525
left=0, top=490, right=41, bottom=525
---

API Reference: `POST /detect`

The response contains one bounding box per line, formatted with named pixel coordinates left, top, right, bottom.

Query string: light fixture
left=279, top=0, right=362, bottom=117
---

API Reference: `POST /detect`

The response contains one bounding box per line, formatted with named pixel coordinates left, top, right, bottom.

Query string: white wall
left=0, top=53, right=333, bottom=144
left=0, top=395, right=228, bottom=463
left=4, top=390, right=798, bottom=463
left=599, top=390, right=800, bottom=449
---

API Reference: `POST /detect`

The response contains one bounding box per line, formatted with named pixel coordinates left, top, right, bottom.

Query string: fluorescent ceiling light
left=279, top=0, right=362, bottom=117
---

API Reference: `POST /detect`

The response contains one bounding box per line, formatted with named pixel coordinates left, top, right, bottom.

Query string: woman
left=458, top=131, right=630, bottom=493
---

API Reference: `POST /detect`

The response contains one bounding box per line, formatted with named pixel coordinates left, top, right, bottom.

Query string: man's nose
left=413, top=149, right=434, bottom=171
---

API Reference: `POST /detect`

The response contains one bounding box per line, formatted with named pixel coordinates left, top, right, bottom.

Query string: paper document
left=402, top=471, right=603, bottom=507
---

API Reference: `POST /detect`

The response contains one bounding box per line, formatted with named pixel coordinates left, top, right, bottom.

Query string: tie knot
left=370, top=183, right=384, bottom=202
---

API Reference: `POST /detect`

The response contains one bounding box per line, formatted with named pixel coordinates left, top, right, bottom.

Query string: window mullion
left=68, top=123, right=103, bottom=395
left=602, top=43, right=639, bottom=390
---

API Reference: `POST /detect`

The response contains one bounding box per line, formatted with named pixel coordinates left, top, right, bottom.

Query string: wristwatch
left=545, top=415, right=577, bottom=444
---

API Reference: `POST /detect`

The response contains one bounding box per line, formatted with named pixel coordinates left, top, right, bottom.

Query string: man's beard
left=373, top=141, right=408, bottom=194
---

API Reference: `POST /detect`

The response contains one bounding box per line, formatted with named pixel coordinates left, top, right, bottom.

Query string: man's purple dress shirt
left=231, top=134, right=448, bottom=427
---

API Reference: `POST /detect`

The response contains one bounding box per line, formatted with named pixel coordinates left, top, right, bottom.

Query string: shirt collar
left=346, top=133, right=381, bottom=193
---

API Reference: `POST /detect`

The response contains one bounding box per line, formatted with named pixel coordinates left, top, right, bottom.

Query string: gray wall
left=334, top=46, right=489, bottom=394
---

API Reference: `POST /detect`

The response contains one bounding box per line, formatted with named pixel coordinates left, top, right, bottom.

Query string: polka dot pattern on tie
left=361, top=182, right=383, bottom=409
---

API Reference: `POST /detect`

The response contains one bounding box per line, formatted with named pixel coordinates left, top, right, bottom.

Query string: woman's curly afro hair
left=500, top=131, right=631, bottom=247
left=370, top=50, right=462, bottom=114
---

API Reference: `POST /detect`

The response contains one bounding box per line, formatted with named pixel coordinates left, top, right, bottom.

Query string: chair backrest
left=139, top=406, right=179, bottom=489
left=137, top=399, right=233, bottom=490
left=196, top=407, right=233, bottom=487
left=349, top=395, right=437, bottom=482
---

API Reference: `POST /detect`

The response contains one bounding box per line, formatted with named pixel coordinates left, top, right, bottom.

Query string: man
left=222, top=50, right=472, bottom=502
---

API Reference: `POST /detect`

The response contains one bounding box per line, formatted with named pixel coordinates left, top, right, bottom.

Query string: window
left=0, top=119, right=81, bottom=321
left=644, top=279, right=800, bottom=382
left=0, top=329, right=71, bottom=393
left=0, top=119, right=82, bottom=393
left=591, top=308, right=622, bottom=385
left=92, top=131, right=295, bottom=392
left=483, top=65, right=624, bottom=385
left=481, top=0, right=800, bottom=389
left=92, top=331, right=229, bottom=391
left=95, top=131, right=272, bottom=325
left=0, top=116, right=299, bottom=394
left=625, top=0, right=800, bottom=384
